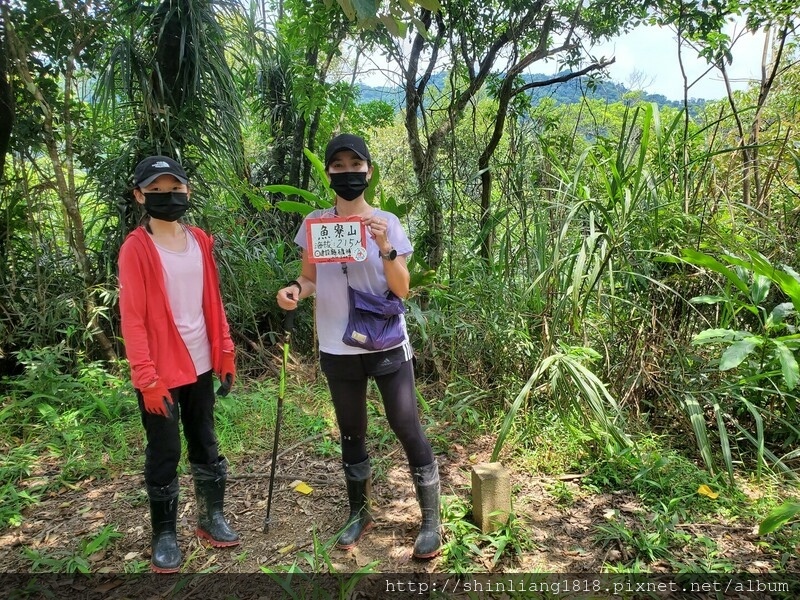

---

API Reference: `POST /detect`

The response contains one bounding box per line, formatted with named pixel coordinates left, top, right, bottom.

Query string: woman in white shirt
left=276, top=134, right=441, bottom=560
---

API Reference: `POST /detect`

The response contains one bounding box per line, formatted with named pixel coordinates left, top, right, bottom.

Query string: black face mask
left=143, top=192, right=189, bottom=222
left=329, top=172, right=369, bottom=201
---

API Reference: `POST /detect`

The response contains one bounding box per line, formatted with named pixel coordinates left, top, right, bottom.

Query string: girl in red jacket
left=118, top=155, right=239, bottom=573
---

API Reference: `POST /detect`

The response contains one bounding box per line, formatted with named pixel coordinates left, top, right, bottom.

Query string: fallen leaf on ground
left=697, top=484, right=719, bottom=499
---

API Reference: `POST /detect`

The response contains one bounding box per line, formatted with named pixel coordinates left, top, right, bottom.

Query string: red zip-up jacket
left=118, top=225, right=234, bottom=390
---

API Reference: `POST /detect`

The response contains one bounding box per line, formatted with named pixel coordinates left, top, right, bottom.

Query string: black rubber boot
left=191, top=457, right=240, bottom=548
left=411, top=461, right=442, bottom=559
left=148, top=478, right=182, bottom=573
left=335, top=458, right=374, bottom=550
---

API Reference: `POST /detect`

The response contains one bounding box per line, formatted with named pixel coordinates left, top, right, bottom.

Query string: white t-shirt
left=154, top=228, right=212, bottom=374
left=295, top=208, right=414, bottom=355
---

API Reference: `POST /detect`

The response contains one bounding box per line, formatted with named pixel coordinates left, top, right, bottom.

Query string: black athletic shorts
left=320, top=342, right=413, bottom=379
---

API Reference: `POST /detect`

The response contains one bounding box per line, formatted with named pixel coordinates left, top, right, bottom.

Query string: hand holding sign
left=362, top=214, right=389, bottom=246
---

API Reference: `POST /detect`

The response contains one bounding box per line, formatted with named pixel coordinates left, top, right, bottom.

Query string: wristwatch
left=379, top=247, right=398, bottom=261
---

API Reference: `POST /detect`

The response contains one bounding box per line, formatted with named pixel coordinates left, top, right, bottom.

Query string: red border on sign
left=305, top=216, right=367, bottom=263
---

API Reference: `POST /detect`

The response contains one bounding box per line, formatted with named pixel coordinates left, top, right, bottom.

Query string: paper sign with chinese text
left=305, top=216, right=368, bottom=263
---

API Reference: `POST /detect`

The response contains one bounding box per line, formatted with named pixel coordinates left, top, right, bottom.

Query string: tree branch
left=513, top=58, right=615, bottom=95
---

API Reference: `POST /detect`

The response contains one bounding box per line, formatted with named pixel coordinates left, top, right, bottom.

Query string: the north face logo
left=152, top=161, right=171, bottom=169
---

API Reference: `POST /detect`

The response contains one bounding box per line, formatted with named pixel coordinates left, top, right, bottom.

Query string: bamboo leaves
left=491, top=348, right=631, bottom=463
left=759, top=502, right=800, bottom=535
left=718, top=338, right=760, bottom=371
left=333, top=0, right=439, bottom=33
left=773, top=341, right=800, bottom=391
left=684, top=248, right=800, bottom=389
left=682, top=247, right=800, bottom=479
left=681, top=248, right=750, bottom=297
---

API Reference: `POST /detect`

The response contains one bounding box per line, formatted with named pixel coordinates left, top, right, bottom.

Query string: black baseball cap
left=133, top=155, right=188, bottom=187
left=324, top=134, right=371, bottom=167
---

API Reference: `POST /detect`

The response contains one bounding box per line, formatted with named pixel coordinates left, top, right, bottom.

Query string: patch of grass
left=114, top=487, right=148, bottom=509
left=500, top=408, right=591, bottom=476
left=586, top=436, right=800, bottom=572
left=486, top=510, right=534, bottom=568
left=418, top=379, right=490, bottom=456
left=440, top=494, right=532, bottom=573
left=366, top=456, right=385, bottom=484
left=0, top=351, right=141, bottom=532
left=0, top=483, right=38, bottom=529
left=180, top=544, right=207, bottom=573
left=668, top=533, right=737, bottom=573
left=0, top=446, right=39, bottom=528
left=594, top=512, right=672, bottom=564
left=755, top=534, right=799, bottom=572
left=440, top=494, right=485, bottom=573
left=583, top=437, right=743, bottom=519
left=440, top=377, right=492, bottom=433
left=123, top=559, right=150, bottom=573
left=262, top=527, right=380, bottom=593
left=314, top=437, right=339, bottom=458
left=217, top=379, right=336, bottom=459
left=602, top=558, right=652, bottom=573
left=746, top=484, right=800, bottom=572
left=545, top=480, right=577, bottom=507
left=21, top=524, right=123, bottom=573
left=0, top=446, right=36, bottom=483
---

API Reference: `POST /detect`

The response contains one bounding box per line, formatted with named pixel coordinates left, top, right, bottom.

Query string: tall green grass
left=0, top=345, right=141, bottom=529
left=469, top=98, right=800, bottom=483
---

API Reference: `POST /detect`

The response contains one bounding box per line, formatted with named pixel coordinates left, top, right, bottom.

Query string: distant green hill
left=357, top=72, right=704, bottom=110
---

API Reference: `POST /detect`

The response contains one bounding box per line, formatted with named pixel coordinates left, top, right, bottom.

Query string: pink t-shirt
left=153, top=228, right=212, bottom=375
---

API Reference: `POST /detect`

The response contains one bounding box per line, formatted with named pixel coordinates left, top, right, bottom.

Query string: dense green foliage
left=1, top=0, right=799, bottom=574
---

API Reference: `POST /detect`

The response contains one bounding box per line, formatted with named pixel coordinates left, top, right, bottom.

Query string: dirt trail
left=0, top=437, right=789, bottom=577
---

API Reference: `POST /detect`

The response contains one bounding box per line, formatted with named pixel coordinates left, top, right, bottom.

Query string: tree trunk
left=0, top=5, right=12, bottom=180
left=750, top=25, right=789, bottom=213
left=400, top=3, right=576, bottom=270
left=6, top=17, right=117, bottom=362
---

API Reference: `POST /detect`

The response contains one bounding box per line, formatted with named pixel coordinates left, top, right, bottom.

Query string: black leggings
left=324, top=358, right=434, bottom=468
left=137, top=370, right=220, bottom=486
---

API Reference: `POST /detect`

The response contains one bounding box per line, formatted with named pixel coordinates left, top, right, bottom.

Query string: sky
left=356, top=21, right=772, bottom=102
left=589, top=22, right=769, bottom=100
